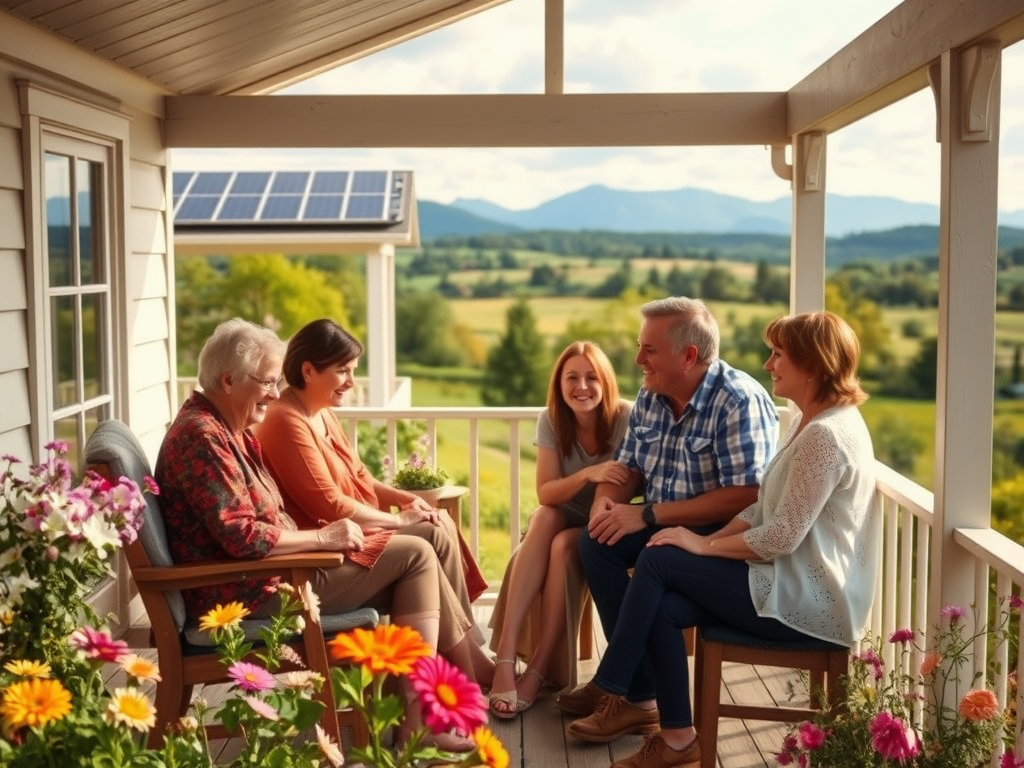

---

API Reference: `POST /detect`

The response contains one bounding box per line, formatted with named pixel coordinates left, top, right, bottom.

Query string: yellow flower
left=3, top=660, right=51, bottom=678
left=0, top=678, right=72, bottom=729
left=328, top=624, right=431, bottom=675
left=472, top=726, right=510, bottom=768
left=198, top=601, right=250, bottom=632
left=105, top=686, right=157, bottom=731
left=120, top=653, right=162, bottom=683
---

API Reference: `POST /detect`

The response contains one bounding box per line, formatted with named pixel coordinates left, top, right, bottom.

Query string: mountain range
left=418, top=184, right=1024, bottom=240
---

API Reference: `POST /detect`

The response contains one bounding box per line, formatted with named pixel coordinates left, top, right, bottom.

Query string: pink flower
left=1000, top=751, right=1024, bottom=768
left=227, top=662, right=276, bottom=693
left=941, top=604, right=967, bottom=623
left=854, top=648, right=884, bottom=680
left=958, top=689, right=999, bottom=721
left=243, top=695, right=279, bottom=720
left=869, top=711, right=920, bottom=762
left=69, top=626, right=129, bottom=663
left=797, top=720, right=827, bottom=750
left=143, top=476, right=160, bottom=495
left=888, top=628, right=914, bottom=644
left=408, top=654, right=487, bottom=735
left=775, top=751, right=794, bottom=766
left=1009, top=594, right=1024, bottom=612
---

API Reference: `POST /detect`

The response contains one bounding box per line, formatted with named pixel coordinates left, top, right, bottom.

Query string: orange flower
left=919, top=652, right=942, bottom=676
left=328, top=624, right=431, bottom=676
left=0, top=678, right=72, bottom=729
left=958, top=688, right=999, bottom=721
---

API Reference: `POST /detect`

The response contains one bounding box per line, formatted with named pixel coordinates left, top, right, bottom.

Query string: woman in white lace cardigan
left=565, top=311, right=879, bottom=768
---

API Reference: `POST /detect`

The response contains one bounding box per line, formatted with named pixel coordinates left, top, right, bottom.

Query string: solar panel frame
left=172, top=170, right=409, bottom=226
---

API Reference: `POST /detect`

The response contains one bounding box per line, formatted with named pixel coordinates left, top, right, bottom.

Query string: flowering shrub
left=329, top=623, right=507, bottom=768
left=0, top=442, right=148, bottom=678
left=383, top=435, right=449, bottom=491
left=777, top=597, right=1023, bottom=768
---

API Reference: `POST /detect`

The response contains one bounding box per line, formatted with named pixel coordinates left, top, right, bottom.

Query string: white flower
left=3, top=573, right=40, bottom=605
left=315, top=724, right=345, bottom=767
left=80, top=514, right=121, bottom=558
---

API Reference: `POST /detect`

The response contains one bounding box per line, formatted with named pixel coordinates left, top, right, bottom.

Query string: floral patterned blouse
left=154, top=392, right=296, bottom=619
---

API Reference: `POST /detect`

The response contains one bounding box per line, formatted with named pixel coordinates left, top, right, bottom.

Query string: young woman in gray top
left=488, top=341, right=632, bottom=718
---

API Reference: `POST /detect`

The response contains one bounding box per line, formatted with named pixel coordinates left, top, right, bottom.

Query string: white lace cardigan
left=738, top=403, right=879, bottom=646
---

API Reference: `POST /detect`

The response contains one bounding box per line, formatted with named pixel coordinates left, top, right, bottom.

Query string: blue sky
left=173, top=0, right=1024, bottom=214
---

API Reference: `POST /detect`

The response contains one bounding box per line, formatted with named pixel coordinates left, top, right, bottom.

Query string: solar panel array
left=172, top=170, right=407, bottom=225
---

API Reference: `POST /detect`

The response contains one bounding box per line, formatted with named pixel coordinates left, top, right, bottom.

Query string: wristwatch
left=641, top=503, right=657, bottom=527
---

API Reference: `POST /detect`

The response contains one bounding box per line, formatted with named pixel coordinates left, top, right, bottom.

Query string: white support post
left=931, top=46, right=1001, bottom=677
left=789, top=131, right=827, bottom=313
left=365, top=244, right=396, bottom=407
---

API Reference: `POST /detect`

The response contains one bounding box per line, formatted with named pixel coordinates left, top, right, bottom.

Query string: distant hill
left=418, top=184, right=1024, bottom=239
left=417, top=200, right=521, bottom=240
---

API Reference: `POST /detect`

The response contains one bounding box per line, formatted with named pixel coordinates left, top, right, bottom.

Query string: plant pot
left=404, top=486, right=446, bottom=507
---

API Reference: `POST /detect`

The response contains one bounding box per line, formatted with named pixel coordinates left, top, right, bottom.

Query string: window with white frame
left=41, top=138, right=115, bottom=469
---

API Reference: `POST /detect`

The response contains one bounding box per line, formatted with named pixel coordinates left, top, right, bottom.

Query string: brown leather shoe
left=567, top=695, right=660, bottom=743
left=556, top=680, right=605, bottom=716
left=611, top=733, right=701, bottom=768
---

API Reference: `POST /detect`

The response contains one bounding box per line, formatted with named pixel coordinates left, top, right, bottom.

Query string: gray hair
left=640, top=297, right=720, bottom=364
left=197, top=317, right=285, bottom=393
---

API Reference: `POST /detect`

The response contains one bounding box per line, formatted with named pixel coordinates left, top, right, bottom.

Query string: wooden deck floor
left=117, top=601, right=801, bottom=768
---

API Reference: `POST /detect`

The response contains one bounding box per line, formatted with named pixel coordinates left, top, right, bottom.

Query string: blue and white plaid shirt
left=616, top=359, right=778, bottom=503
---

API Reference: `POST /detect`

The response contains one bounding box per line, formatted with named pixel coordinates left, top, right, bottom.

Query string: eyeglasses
left=248, top=375, right=284, bottom=392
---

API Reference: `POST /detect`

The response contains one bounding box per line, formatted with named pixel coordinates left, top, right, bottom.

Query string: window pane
left=82, top=293, right=107, bottom=400
left=78, top=159, right=104, bottom=284
left=45, top=153, right=73, bottom=288
left=51, top=295, right=78, bottom=408
left=53, top=414, right=81, bottom=471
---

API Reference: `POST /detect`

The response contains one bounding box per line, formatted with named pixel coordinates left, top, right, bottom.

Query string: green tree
left=480, top=298, right=549, bottom=406
left=214, top=254, right=350, bottom=338
left=395, top=292, right=469, bottom=367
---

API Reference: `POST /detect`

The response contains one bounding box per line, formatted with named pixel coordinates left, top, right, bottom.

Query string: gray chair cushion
left=183, top=606, right=380, bottom=647
left=85, top=419, right=188, bottom=631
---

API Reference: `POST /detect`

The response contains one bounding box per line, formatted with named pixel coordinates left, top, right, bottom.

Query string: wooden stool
left=692, top=624, right=848, bottom=768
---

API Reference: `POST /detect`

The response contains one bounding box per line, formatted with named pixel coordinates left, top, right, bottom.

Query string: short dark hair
left=282, top=319, right=363, bottom=389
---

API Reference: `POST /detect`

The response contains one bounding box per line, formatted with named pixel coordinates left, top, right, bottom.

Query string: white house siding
left=0, top=16, right=175, bottom=467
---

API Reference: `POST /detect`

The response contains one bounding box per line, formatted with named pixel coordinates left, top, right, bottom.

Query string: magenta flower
left=888, top=628, right=914, bottom=644
left=869, top=711, right=920, bottom=762
left=69, top=626, right=130, bottom=663
left=941, top=604, right=967, bottom=623
left=227, top=661, right=276, bottom=693
left=854, top=648, right=884, bottom=680
left=143, top=476, right=160, bottom=496
left=408, top=654, right=487, bottom=735
left=797, top=720, right=827, bottom=750
left=1009, top=594, right=1024, bottom=611
left=1000, top=751, right=1024, bottom=768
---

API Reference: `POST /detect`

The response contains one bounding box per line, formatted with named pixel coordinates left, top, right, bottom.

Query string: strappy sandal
left=488, top=662, right=544, bottom=720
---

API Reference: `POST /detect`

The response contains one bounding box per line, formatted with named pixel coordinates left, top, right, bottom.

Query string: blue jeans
left=590, top=546, right=810, bottom=728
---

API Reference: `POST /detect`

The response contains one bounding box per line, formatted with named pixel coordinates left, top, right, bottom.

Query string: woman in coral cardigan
left=254, top=318, right=493, bottom=688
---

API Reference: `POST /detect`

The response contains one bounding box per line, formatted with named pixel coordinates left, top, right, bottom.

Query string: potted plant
left=383, top=435, right=450, bottom=507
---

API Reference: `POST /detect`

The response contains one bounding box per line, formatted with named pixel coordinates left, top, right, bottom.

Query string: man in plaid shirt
left=557, top=296, right=778, bottom=724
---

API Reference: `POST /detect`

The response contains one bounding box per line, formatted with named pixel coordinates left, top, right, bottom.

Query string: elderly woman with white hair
left=154, top=317, right=479, bottom=751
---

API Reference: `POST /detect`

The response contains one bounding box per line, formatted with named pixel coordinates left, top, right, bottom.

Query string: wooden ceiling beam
left=165, top=92, right=787, bottom=147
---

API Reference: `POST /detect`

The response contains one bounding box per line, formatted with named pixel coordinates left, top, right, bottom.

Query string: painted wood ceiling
left=0, top=0, right=510, bottom=95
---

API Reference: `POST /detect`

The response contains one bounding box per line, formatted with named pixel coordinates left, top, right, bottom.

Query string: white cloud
left=173, top=0, right=1024, bottom=215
